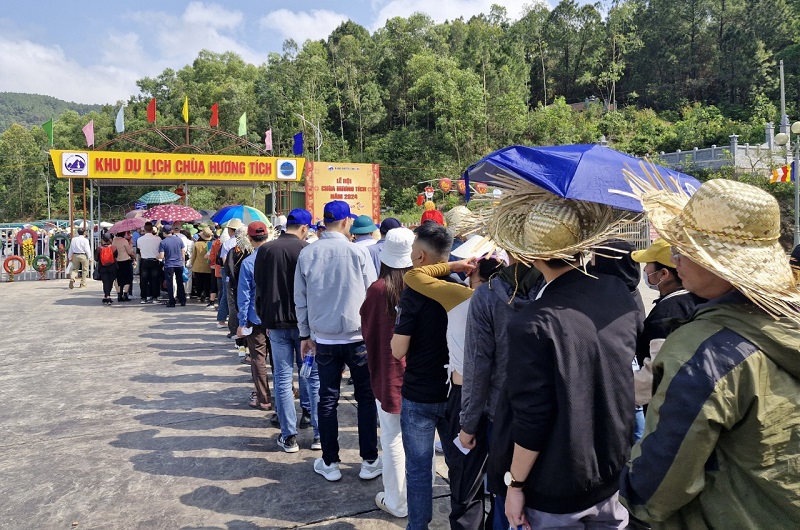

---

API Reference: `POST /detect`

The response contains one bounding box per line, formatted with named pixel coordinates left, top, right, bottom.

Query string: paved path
left=0, top=279, right=451, bottom=529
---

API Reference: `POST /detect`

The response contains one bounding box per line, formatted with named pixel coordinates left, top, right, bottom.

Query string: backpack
left=99, top=245, right=115, bottom=266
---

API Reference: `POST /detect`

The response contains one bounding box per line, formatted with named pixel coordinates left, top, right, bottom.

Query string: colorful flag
left=238, top=112, right=247, bottom=137
left=115, top=105, right=125, bottom=133
left=210, top=103, right=219, bottom=127
left=82, top=120, right=94, bottom=147
left=771, top=164, right=793, bottom=183
left=42, top=119, right=53, bottom=146
left=146, top=98, right=156, bottom=123
left=264, top=129, right=272, bottom=151
left=182, top=96, right=189, bottom=123
left=293, top=132, right=304, bottom=155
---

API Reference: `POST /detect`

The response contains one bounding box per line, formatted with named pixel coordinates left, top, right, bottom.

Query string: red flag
left=146, top=98, right=156, bottom=124
left=210, top=103, right=219, bottom=127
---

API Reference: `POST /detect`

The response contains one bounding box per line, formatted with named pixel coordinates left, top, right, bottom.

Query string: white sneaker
left=313, top=458, right=341, bottom=481
left=375, top=492, right=407, bottom=518
left=237, top=345, right=247, bottom=357
left=359, top=456, right=382, bottom=480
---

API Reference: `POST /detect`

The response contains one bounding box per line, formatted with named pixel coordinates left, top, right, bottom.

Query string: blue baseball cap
left=286, top=208, right=313, bottom=227
left=323, top=200, right=358, bottom=222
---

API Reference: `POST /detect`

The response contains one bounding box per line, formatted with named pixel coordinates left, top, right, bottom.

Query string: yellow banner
left=50, top=150, right=304, bottom=182
left=305, top=162, right=380, bottom=223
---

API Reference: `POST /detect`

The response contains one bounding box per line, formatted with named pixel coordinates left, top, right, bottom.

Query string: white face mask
left=644, top=269, right=663, bottom=290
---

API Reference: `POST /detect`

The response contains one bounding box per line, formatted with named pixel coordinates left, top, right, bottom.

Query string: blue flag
left=293, top=132, right=304, bottom=155
left=115, top=105, right=125, bottom=133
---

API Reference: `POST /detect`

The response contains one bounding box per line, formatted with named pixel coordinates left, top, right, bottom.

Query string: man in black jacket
left=254, top=208, right=320, bottom=452
left=485, top=198, right=638, bottom=530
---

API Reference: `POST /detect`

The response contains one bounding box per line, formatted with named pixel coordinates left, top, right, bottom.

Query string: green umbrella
left=139, top=190, right=180, bottom=205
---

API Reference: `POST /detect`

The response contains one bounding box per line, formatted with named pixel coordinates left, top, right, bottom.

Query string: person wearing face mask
left=630, top=238, right=704, bottom=407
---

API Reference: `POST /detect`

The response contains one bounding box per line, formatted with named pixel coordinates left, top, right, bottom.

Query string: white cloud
left=370, top=0, right=532, bottom=30
left=0, top=37, right=138, bottom=104
left=132, top=2, right=266, bottom=67
left=259, top=9, right=350, bottom=45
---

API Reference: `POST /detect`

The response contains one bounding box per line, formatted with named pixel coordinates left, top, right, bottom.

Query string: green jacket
left=620, top=291, right=800, bottom=529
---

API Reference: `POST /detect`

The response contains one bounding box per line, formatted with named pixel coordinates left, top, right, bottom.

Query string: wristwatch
left=504, top=471, right=525, bottom=489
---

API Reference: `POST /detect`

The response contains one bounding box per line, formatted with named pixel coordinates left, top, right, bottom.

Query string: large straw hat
left=622, top=167, right=800, bottom=321
left=445, top=206, right=473, bottom=235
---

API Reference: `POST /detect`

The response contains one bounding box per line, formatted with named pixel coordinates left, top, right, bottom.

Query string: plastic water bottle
left=300, top=354, right=314, bottom=378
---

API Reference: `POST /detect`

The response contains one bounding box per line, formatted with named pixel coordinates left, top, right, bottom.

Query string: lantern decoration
left=439, top=178, right=452, bottom=193
left=475, top=182, right=489, bottom=194
left=424, top=186, right=435, bottom=200
left=174, top=186, right=186, bottom=198
left=457, top=179, right=467, bottom=195
left=416, top=194, right=425, bottom=206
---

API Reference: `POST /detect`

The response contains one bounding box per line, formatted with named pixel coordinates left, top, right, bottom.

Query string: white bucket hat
left=380, top=227, right=415, bottom=269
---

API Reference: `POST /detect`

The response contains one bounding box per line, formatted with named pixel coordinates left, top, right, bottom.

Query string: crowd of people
left=65, top=178, right=800, bottom=530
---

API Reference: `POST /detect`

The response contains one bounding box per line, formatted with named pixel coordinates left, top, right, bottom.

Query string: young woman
left=359, top=227, right=415, bottom=519
left=95, top=234, right=118, bottom=305
left=112, top=231, right=136, bottom=301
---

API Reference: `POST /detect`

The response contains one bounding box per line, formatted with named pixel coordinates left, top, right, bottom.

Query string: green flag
left=42, top=119, right=53, bottom=146
left=238, top=112, right=247, bottom=137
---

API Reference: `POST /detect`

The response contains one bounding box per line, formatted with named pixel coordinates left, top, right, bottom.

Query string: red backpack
left=99, top=245, right=115, bottom=266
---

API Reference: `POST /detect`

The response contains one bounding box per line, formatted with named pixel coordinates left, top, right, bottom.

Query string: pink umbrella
left=109, top=218, right=146, bottom=234
left=144, top=204, right=202, bottom=222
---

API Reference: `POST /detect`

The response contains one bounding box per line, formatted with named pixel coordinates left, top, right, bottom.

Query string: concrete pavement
left=0, top=279, right=451, bottom=529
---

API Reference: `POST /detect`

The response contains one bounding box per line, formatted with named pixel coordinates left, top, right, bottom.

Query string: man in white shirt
left=137, top=222, right=162, bottom=304
left=67, top=228, right=92, bottom=289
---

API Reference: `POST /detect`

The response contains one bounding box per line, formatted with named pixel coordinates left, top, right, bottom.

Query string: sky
left=0, top=0, right=547, bottom=105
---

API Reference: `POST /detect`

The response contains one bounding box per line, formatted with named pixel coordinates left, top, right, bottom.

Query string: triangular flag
left=146, top=98, right=156, bottom=123
left=182, top=96, right=189, bottom=123
left=42, top=119, right=53, bottom=146
left=210, top=103, right=219, bottom=127
left=115, top=105, right=125, bottom=133
left=293, top=132, right=304, bottom=155
left=264, top=129, right=272, bottom=151
left=238, top=112, right=247, bottom=137
left=82, top=120, right=94, bottom=147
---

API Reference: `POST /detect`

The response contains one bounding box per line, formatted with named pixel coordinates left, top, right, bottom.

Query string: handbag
left=92, top=267, right=100, bottom=281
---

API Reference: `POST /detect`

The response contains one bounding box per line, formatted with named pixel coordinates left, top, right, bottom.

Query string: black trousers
left=194, top=272, right=212, bottom=299
left=164, top=266, right=186, bottom=305
left=99, top=268, right=116, bottom=298
left=139, top=259, right=162, bottom=299
left=442, top=384, right=489, bottom=530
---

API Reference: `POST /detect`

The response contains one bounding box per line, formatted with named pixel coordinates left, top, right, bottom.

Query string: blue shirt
left=131, top=230, right=141, bottom=248
left=158, top=235, right=185, bottom=268
left=237, top=252, right=261, bottom=327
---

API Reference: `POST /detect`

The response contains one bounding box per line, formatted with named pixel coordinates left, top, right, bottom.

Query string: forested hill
left=0, top=92, right=101, bottom=132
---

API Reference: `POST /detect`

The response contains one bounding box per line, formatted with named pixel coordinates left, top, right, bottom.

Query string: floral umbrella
left=144, top=204, right=202, bottom=222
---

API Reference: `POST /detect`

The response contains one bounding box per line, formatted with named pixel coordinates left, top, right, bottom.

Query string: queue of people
left=65, top=182, right=800, bottom=530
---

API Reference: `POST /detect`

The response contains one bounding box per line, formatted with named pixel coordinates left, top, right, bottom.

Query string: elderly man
left=67, top=227, right=91, bottom=289
left=619, top=178, right=800, bottom=528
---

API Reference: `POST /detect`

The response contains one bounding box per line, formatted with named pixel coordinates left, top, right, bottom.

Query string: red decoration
left=174, top=187, right=186, bottom=197
left=439, top=178, right=452, bottom=193
left=424, top=186, right=435, bottom=199
left=416, top=194, right=424, bottom=206
left=475, top=182, right=489, bottom=194
left=457, top=180, right=467, bottom=195
left=146, top=98, right=156, bottom=124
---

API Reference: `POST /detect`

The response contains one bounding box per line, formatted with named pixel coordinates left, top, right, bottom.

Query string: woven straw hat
left=622, top=168, right=800, bottom=321
left=487, top=196, right=622, bottom=263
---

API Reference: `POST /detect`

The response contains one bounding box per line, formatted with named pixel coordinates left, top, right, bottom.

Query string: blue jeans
left=216, top=270, right=229, bottom=322
left=633, top=406, right=645, bottom=444
left=315, top=341, right=378, bottom=465
left=269, top=328, right=319, bottom=438
left=401, top=397, right=447, bottom=530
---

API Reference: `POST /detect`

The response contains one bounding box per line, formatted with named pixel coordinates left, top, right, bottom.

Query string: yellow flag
left=182, top=96, right=189, bottom=123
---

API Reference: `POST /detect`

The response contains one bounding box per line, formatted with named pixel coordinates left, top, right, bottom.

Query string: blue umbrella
left=463, top=144, right=701, bottom=212
left=211, top=205, right=270, bottom=225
